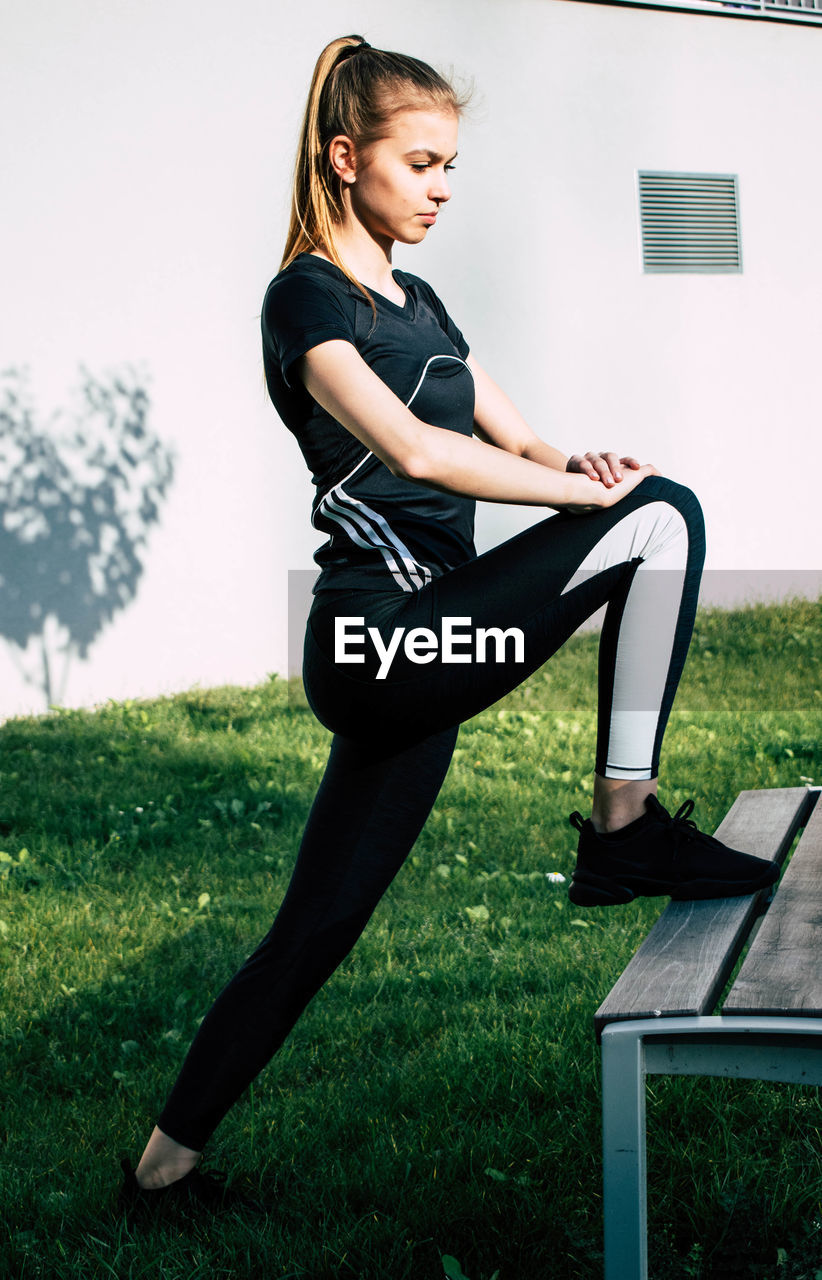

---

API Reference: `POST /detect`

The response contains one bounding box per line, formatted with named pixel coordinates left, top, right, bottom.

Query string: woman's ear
left=328, top=135, right=357, bottom=186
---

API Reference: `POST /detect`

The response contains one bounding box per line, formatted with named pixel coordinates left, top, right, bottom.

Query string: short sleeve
left=404, top=274, right=469, bottom=359
left=262, top=268, right=356, bottom=388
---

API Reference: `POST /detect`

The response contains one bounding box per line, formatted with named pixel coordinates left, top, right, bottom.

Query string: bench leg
left=602, top=1025, right=648, bottom=1280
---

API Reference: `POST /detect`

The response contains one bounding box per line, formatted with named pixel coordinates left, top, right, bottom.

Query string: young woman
left=120, top=34, right=778, bottom=1213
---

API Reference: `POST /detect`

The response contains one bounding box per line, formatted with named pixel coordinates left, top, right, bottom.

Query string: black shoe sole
left=568, top=863, right=779, bottom=907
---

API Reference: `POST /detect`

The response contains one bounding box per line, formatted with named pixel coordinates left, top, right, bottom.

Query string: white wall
left=1, top=0, right=819, bottom=718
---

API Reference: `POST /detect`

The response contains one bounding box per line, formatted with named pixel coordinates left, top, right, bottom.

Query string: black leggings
left=158, top=476, right=704, bottom=1149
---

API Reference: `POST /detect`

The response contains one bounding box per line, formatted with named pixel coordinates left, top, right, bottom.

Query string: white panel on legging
left=560, top=501, right=689, bottom=779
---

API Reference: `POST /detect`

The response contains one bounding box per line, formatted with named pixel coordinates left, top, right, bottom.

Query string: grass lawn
left=0, top=597, right=820, bottom=1280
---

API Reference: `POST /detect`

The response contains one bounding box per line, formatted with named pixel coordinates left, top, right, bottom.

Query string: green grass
left=0, top=597, right=820, bottom=1280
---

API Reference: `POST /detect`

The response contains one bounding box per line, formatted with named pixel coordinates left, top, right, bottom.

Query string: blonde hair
left=281, top=35, right=469, bottom=309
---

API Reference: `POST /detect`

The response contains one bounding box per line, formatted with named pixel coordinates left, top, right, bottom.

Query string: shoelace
left=648, top=795, right=696, bottom=825
left=647, top=796, right=716, bottom=862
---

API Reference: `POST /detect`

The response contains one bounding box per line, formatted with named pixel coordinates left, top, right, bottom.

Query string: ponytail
left=281, top=35, right=469, bottom=310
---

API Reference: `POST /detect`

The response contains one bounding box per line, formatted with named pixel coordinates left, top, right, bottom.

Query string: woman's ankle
left=590, top=775, right=658, bottom=833
left=134, top=1126, right=201, bottom=1189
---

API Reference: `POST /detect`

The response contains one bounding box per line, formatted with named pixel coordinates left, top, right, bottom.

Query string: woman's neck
left=317, top=222, right=398, bottom=297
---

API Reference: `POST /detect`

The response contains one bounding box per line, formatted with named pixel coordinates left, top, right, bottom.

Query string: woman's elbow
left=391, top=451, right=426, bottom=483
left=385, top=419, right=444, bottom=484
left=389, top=441, right=438, bottom=485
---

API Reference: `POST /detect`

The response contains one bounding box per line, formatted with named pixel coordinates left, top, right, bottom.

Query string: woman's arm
left=467, top=353, right=570, bottom=471
left=298, top=340, right=656, bottom=511
left=467, top=353, right=643, bottom=491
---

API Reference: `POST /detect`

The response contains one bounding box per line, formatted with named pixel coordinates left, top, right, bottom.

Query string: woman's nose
left=430, top=171, right=451, bottom=204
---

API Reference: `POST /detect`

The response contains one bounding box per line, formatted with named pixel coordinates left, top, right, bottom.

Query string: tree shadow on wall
left=0, top=366, right=175, bottom=710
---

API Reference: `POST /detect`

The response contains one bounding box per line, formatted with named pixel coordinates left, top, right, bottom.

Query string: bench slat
left=594, top=788, right=809, bottom=1040
left=724, top=791, right=822, bottom=1017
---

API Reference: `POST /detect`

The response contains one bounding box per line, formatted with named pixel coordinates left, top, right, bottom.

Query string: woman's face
left=344, top=108, right=459, bottom=247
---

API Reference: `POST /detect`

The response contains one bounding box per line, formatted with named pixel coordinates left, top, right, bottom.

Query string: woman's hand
left=564, top=460, right=660, bottom=515
left=566, top=452, right=642, bottom=488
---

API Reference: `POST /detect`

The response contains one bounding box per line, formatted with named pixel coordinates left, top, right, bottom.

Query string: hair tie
left=338, top=38, right=371, bottom=64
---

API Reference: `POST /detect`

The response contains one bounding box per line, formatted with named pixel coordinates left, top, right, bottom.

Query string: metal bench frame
left=597, top=787, right=822, bottom=1279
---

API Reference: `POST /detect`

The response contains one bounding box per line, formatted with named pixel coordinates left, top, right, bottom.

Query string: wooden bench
left=596, top=786, right=822, bottom=1279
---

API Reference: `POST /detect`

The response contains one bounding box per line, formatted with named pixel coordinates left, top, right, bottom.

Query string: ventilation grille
left=601, top=1, right=822, bottom=26
left=638, top=171, right=742, bottom=273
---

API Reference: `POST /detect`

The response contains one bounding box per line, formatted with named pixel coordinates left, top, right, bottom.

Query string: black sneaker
left=567, top=794, right=780, bottom=907
left=118, top=1156, right=265, bottom=1220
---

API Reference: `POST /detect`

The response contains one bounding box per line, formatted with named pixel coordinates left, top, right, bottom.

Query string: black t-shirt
left=261, top=253, right=477, bottom=594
